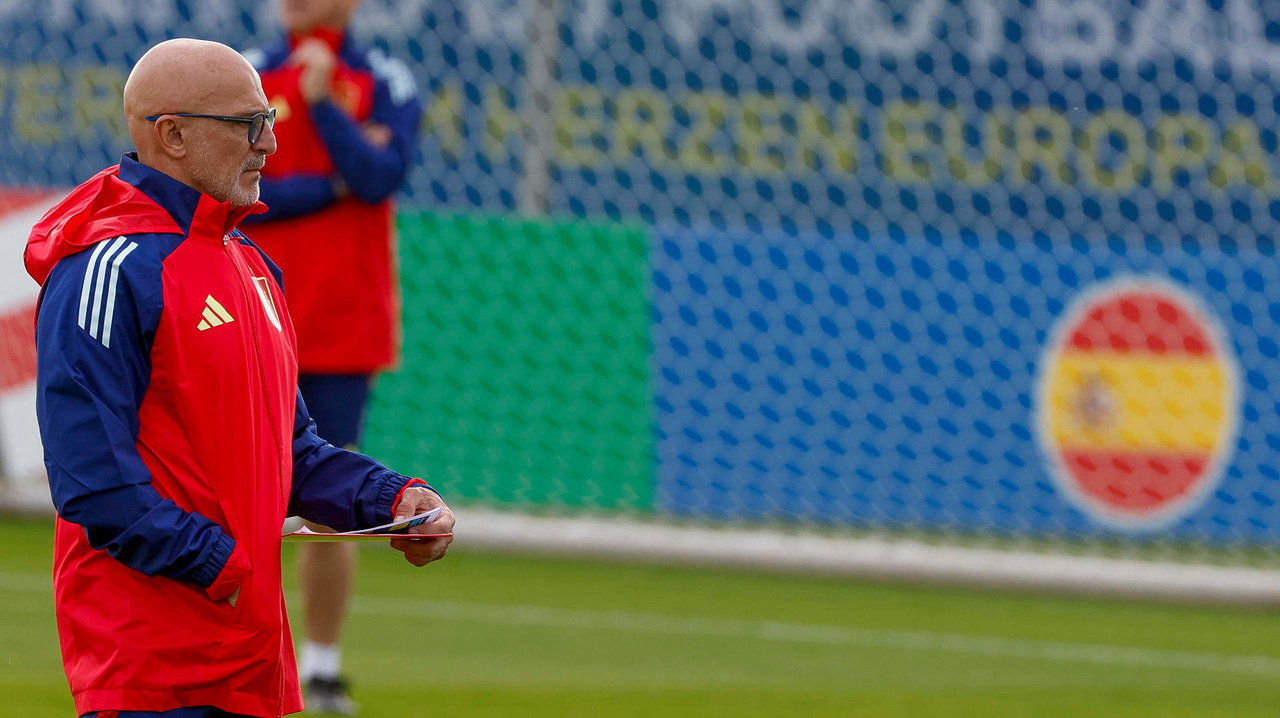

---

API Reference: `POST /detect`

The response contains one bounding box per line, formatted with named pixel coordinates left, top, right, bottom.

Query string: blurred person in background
left=240, top=0, right=423, bottom=712
left=25, top=38, right=453, bottom=718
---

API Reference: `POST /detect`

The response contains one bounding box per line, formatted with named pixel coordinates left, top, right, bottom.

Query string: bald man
left=25, top=39, right=454, bottom=718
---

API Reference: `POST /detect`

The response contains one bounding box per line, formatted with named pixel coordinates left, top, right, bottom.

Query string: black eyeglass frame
left=144, top=108, right=277, bottom=144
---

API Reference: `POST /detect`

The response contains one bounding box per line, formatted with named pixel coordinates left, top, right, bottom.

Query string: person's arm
left=288, top=390, right=455, bottom=565
left=35, top=241, right=248, bottom=601
left=241, top=174, right=339, bottom=223
left=308, top=50, right=423, bottom=204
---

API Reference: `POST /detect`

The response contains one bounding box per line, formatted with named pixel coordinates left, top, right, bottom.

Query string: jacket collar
left=116, top=153, right=266, bottom=239
left=117, top=153, right=201, bottom=232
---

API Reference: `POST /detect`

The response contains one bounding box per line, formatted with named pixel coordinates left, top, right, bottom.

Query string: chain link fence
left=4, top=1, right=1280, bottom=580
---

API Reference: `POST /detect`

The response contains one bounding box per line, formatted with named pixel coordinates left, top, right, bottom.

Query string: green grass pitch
left=1, top=515, right=1278, bottom=717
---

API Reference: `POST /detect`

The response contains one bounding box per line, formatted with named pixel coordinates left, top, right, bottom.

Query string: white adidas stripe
left=87, top=237, right=127, bottom=340
left=100, top=241, right=139, bottom=349
left=76, top=239, right=113, bottom=331
left=76, top=236, right=138, bottom=347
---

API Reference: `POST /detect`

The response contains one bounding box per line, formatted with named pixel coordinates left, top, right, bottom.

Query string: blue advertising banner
left=652, top=224, right=1278, bottom=543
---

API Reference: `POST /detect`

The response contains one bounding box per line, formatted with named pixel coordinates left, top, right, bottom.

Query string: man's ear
left=153, top=117, right=188, bottom=159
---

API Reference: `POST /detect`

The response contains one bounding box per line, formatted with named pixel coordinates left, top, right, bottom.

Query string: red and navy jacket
left=26, top=154, right=426, bottom=717
left=242, top=29, right=422, bottom=373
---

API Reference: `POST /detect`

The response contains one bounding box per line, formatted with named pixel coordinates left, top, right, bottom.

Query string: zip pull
left=223, top=234, right=231, bottom=246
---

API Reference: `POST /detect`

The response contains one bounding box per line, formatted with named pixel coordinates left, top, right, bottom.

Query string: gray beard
left=189, top=143, right=259, bottom=206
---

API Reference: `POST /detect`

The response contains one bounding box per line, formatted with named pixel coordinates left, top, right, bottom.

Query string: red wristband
left=391, top=478, right=430, bottom=516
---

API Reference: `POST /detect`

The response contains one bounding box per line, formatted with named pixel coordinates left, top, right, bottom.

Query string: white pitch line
left=351, top=595, right=1280, bottom=678
left=4, top=572, right=1277, bottom=678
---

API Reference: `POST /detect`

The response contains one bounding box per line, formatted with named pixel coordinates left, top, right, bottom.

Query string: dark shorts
left=297, top=372, right=374, bottom=449
left=82, top=709, right=253, bottom=718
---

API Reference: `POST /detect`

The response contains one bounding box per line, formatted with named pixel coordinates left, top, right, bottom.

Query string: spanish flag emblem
left=1038, top=280, right=1238, bottom=528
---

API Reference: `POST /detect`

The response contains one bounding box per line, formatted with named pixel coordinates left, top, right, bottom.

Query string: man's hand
left=389, top=485, right=455, bottom=567
left=361, top=121, right=393, bottom=148
left=289, top=38, right=337, bottom=105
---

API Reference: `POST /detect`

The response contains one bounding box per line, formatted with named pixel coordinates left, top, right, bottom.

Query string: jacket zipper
left=225, top=234, right=286, bottom=450
left=224, top=234, right=291, bottom=717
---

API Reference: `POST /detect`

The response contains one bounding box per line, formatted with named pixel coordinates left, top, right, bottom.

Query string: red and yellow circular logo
left=1038, top=279, right=1239, bottom=529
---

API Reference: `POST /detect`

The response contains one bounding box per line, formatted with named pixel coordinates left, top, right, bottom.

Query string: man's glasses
left=145, top=108, right=277, bottom=144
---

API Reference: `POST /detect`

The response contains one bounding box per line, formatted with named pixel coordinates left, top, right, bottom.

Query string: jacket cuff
left=202, top=538, right=250, bottom=602
left=386, top=477, right=432, bottom=521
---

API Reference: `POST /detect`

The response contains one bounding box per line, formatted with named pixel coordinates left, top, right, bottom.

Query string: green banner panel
left=363, top=212, right=653, bottom=511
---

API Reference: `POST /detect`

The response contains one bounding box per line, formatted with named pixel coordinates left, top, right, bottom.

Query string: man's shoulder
left=38, top=234, right=183, bottom=342
left=346, top=43, right=418, bottom=106
left=45, top=233, right=183, bottom=298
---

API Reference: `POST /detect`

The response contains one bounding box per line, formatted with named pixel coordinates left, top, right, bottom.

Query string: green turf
left=1, top=515, right=1278, bottom=717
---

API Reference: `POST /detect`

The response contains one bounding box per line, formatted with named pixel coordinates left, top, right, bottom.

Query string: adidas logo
left=197, top=295, right=235, bottom=331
